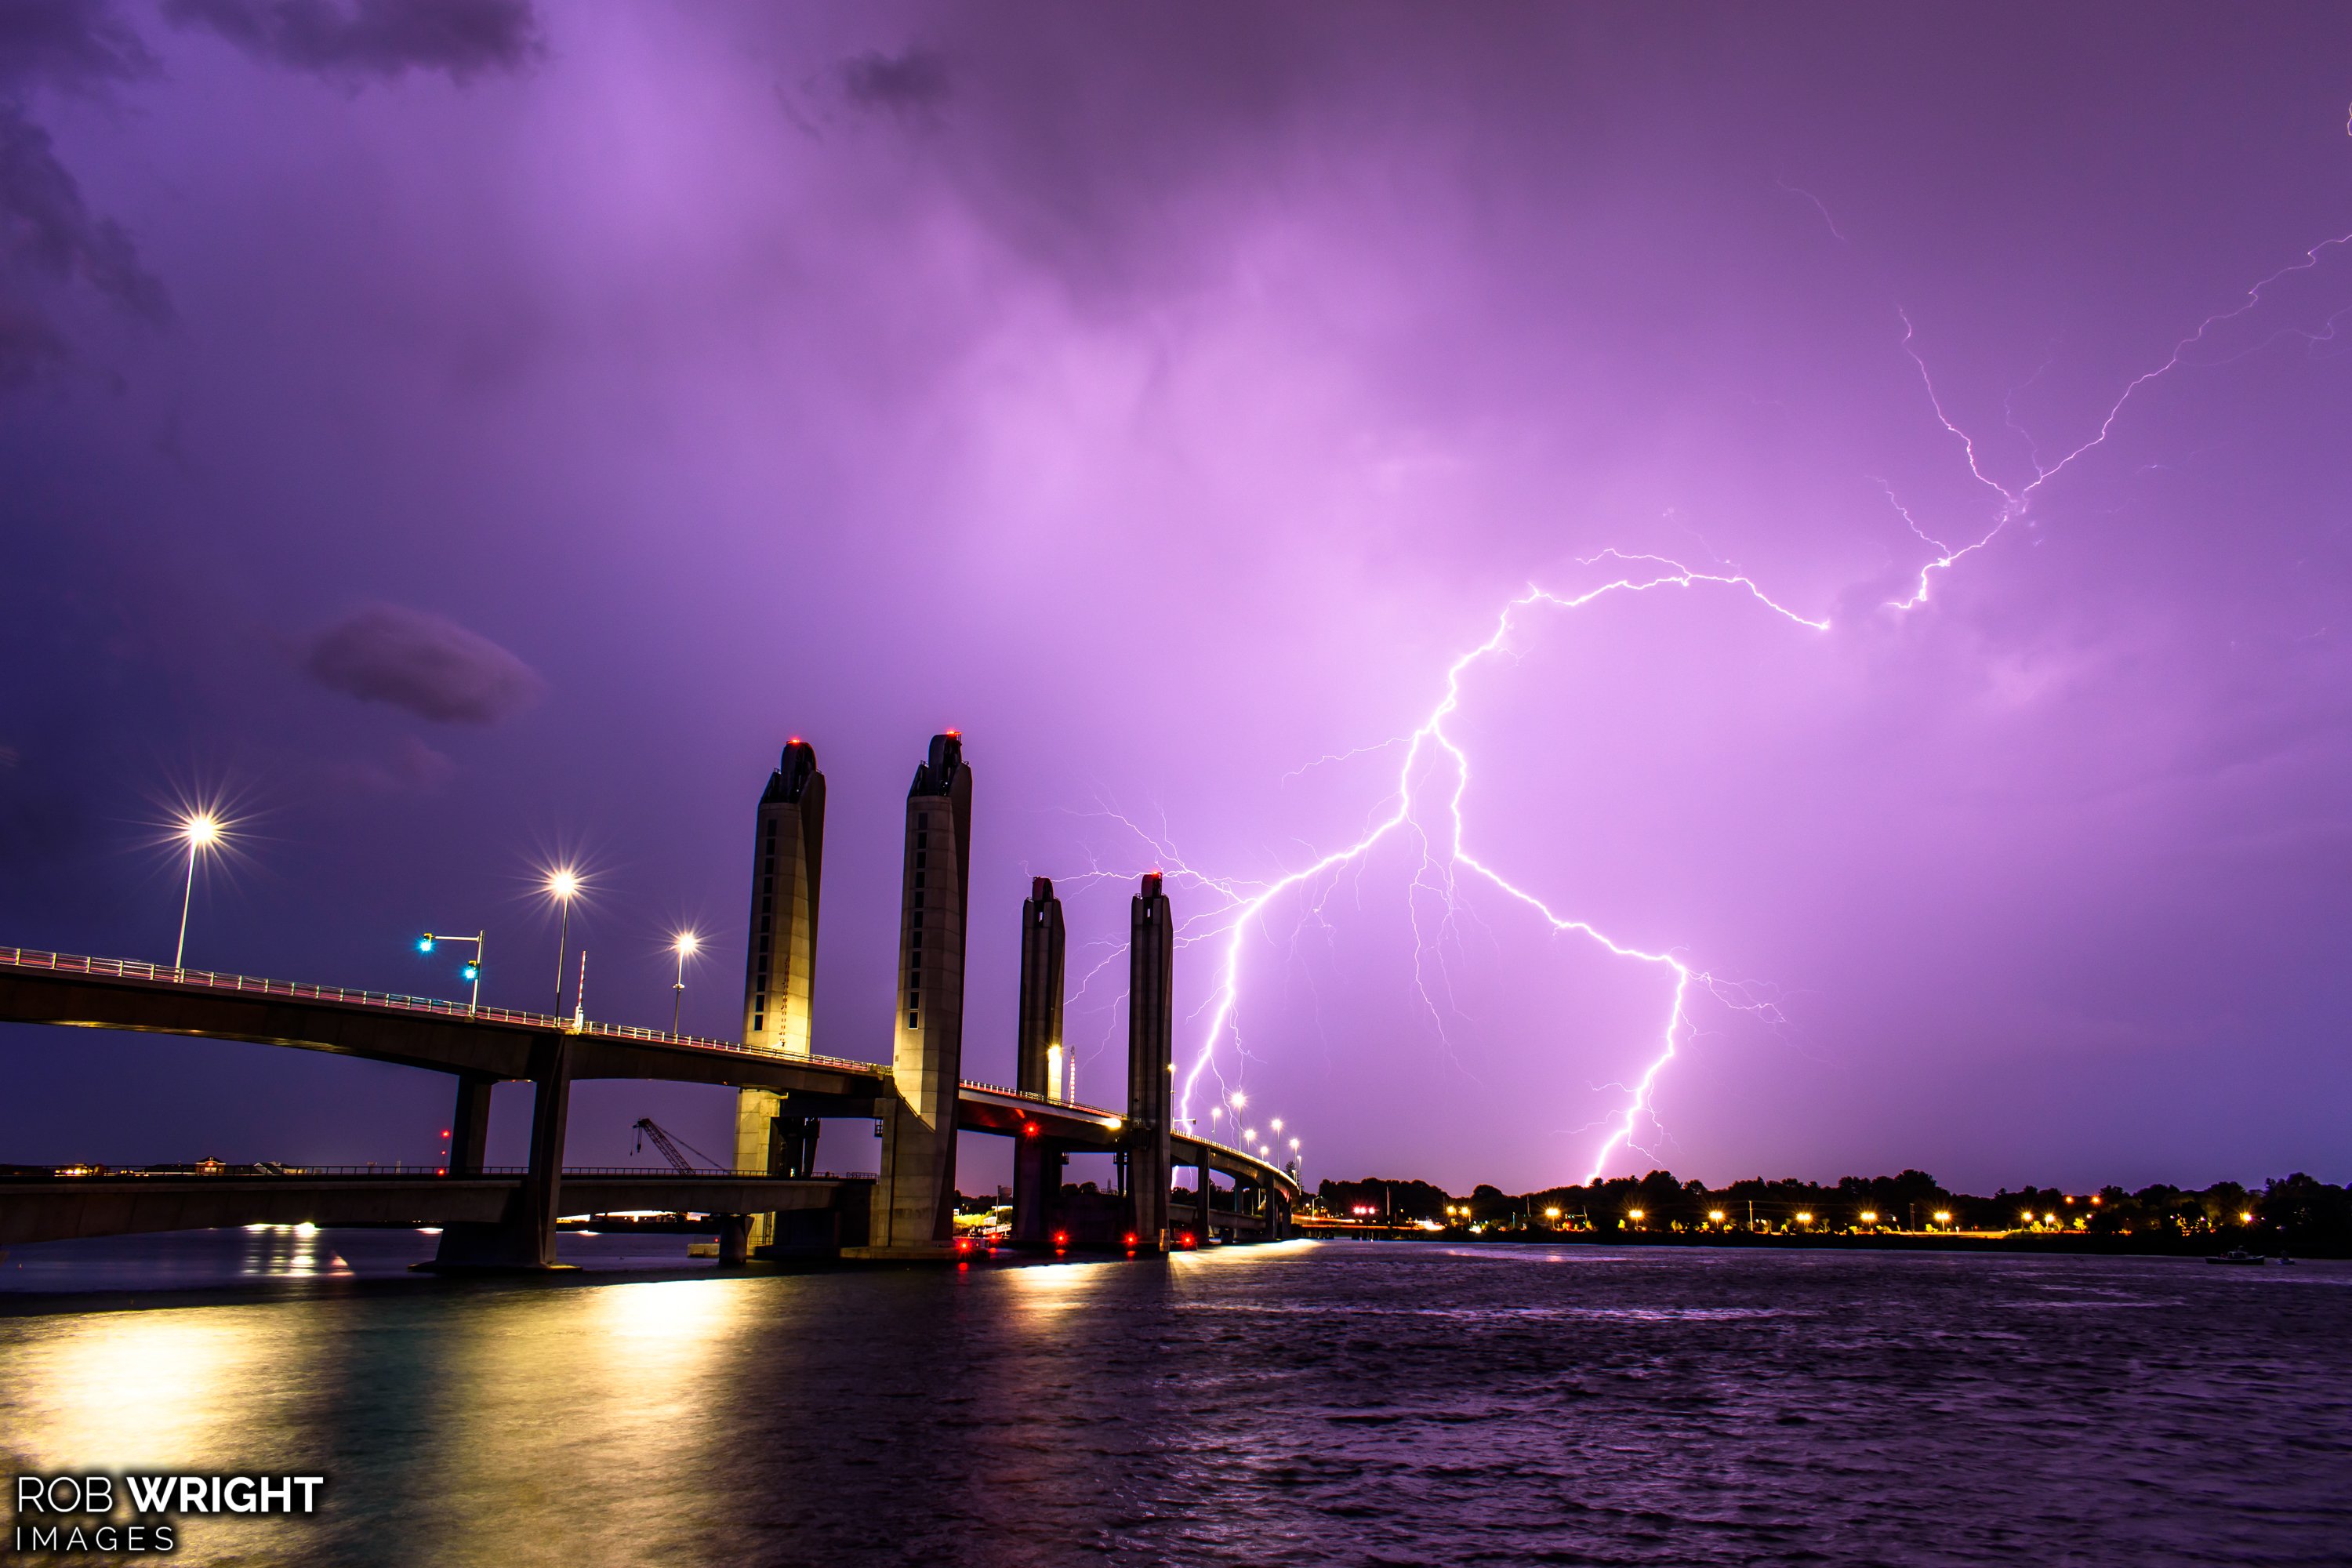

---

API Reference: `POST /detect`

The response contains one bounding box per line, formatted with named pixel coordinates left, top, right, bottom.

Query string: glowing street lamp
left=1860, top=1210, right=1878, bottom=1225
left=172, top=812, right=223, bottom=975
left=1795, top=1210, right=1813, bottom=1226
left=417, top=929, right=486, bottom=1014
left=1229, top=1091, right=1247, bottom=1111
left=1707, top=1209, right=1726, bottom=1225
left=1628, top=1208, right=1646, bottom=1225
left=544, top=868, right=581, bottom=1018
left=670, top=930, right=701, bottom=1038
left=1933, top=1210, right=1953, bottom=1226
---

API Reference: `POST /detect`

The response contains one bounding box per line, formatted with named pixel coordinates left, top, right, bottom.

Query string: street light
left=670, top=930, right=701, bottom=1038
left=1933, top=1210, right=1953, bottom=1225
left=1707, top=1209, right=1726, bottom=1224
left=544, top=868, right=580, bottom=1018
left=172, top=812, right=223, bottom=975
left=1795, top=1210, right=1813, bottom=1225
left=1229, top=1091, right=1247, bottom=1110
left=417, top=929, right=486, bottom=1014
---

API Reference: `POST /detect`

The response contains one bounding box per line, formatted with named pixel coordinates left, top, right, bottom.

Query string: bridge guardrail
left=0, top=946, right=886, bottom=1077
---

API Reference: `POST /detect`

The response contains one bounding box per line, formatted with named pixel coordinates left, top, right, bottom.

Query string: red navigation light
left=1123, top=1231, right=1138, bottom=1249
left=1052, top=1229, right=1069, bottom=1249
left=1022, top=1121, right=1040, bottom=1138
left=946, top=728, right=961, bottom=738
left=440, top=1130, right=451, bottom=1139
left=789, top=735, right=803, bottom=744
left=954, top=1236, right=972, bottom=1254
left=1179, top=1232, right=1196, bottom=1248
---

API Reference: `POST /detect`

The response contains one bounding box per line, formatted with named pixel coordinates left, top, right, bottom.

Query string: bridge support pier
left=1125, top=874, right=1174, bottom=1252
left=447, top=1071, right=495, bottom=1176
left=425, top=1031, right=575, bottom=1271
left=846, top=734, right=971, bottom=1261
left=717, top=1213, right=752, bottom=1267
left=1011, top=1133, right=1062, bottom=1247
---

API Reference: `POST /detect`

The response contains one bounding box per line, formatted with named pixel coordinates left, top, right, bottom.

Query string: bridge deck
left=0, top=947, right=1301, bottom=1207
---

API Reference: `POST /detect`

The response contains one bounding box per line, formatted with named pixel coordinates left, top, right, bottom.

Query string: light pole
left=670, top=930, right=700, bottom=1038
left=546, top=869, right=579, bottom=1018
left=172, top=812, right=222, bottom=975
left=418, top=930, right=485, bottom=1014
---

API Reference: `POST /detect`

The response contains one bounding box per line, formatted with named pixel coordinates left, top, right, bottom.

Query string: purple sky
left=4, top=2, right=2350, bottom=1196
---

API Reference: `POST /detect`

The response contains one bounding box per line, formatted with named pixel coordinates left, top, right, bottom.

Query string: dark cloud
left=840, top=47, right=949, bottom=114
left=303, top=605, right=543, bottom=724
left=162, top=0, right=541, bottom=82
left=0, top=0, right=154, bottom=89
left=0, top=100, right=170, bottom=383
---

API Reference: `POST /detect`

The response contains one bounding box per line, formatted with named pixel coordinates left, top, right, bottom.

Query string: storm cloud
left=162, top=0, right=540, bottom=82
left=303, top=605, right=543, bottom=725
left=0, top=0, right=167, bottom=383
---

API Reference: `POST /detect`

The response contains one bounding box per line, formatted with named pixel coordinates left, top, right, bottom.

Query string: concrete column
left=1011, top=1131, right=1061, bottom=1247
left=426, top=1030, right=570, bottom=1270
left=1126, top=873, right=1174, bottom=1250
left=737, top=740, right=825, bottom=1254
left=446, top=1071, right=495, bottom=1176
left=732, top=1088, right=781, bottom=1250
left=851, top=732, right=971, bottom=1259
left=1016, top=877, right=1065, bottom=1098
left=717, top=1214, right=752, bottom=1267
left=514, top=1029, right=575, bottom=1266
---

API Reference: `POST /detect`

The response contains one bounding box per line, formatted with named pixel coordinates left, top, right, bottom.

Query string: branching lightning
left=1084, top=214, right=2352, bottom=1187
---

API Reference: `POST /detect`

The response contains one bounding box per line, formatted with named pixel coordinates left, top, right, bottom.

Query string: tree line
left=1314, top=1168, right=2352, bottom=1251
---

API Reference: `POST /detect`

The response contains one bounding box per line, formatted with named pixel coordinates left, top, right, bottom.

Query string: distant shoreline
left=1301, top=1227, right=2340, bottom=1260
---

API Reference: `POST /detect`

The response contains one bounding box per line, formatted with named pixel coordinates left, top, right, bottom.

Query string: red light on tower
left=1052, top=1229, right=1069, bottom=1249
left=1022, top=1121, right=1040, bottom=1139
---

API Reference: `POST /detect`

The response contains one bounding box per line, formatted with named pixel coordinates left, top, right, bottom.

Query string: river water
left=2, top=1236, right=2347, bottom=1566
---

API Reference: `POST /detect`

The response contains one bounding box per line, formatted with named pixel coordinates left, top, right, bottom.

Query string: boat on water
left=2208, top=1247, right=2267, bottom=1265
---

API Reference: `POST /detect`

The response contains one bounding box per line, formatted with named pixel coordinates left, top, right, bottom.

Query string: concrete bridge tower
left=1127, top=872, right=1174, bottom=1250
left=852, top=731, right=972, bottom=1258
left=1011, top=877, right=1067, bottom=1246
left=733, top=739, right=825, bottom=1249
left=1016, top=877, right=1066, bottom=1100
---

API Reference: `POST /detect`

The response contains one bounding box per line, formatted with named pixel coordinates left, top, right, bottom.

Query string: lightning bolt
left=1091, top=216, right=2352, bottom=1187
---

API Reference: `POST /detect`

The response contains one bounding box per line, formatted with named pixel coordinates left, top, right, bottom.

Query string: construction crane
left=631, top=1117, right=724, bottom=1174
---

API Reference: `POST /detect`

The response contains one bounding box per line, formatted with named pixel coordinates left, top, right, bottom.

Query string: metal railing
left=0, top=946, right=886, bottom=1076
left=0, top=949, right=1299, bottom=1190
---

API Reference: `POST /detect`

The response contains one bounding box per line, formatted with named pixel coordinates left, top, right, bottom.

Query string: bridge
left=0, top=734, right=1301, bottom=1268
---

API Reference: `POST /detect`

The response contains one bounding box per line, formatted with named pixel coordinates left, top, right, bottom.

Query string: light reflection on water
left=0, top=1242, right=2343, bottom=1566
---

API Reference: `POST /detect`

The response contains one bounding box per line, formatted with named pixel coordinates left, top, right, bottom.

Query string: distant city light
left=2240, top=1210, right=2255, bottom=1224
